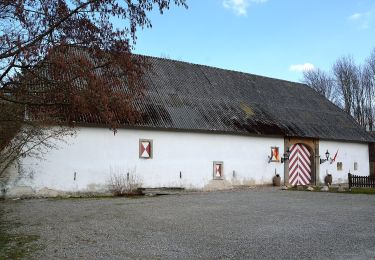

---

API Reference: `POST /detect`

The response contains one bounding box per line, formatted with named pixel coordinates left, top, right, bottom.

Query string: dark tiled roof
left=127, top=56, right=373, bottom=143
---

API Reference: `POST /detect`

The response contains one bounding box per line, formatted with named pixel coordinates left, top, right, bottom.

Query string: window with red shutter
left=139, top=139, right=153, bottom=159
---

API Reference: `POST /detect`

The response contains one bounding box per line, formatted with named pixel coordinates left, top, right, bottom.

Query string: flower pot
left=273, top=174, right=281, bottom=186
left=324, top=174, right=332, bottom=186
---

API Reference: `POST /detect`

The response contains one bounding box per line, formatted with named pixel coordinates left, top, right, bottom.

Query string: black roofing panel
left=135, top=56, right=373, bottom=143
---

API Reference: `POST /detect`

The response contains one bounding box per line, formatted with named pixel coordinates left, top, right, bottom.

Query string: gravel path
left=1, top=188, right=375, bottom=259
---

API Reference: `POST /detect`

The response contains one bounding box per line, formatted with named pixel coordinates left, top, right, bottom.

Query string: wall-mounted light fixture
left=320, top=150, right=330, bottom=164
left=281, top=148, right=291, bottom=163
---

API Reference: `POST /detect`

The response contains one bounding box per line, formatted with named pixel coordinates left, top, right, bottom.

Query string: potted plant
left=273, top=174, right=281, bottom=186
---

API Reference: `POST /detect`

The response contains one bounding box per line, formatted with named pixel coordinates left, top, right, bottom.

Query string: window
left=139, top=139, right=153, bottom=159
left=337, top=162, right=343, bottom=171
left=213, top=161, right=224, bottom=179
left=354, top=162, right=358, bottom=171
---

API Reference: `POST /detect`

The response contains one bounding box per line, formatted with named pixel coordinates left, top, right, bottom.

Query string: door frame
left=284, top=138, right=319, bottom=186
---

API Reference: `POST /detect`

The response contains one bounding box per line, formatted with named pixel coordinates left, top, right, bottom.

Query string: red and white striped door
left=288, top=144, right=311, bottom=185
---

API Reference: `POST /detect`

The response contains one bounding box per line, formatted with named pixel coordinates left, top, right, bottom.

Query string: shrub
left=107, top=169, right=143, bottom=196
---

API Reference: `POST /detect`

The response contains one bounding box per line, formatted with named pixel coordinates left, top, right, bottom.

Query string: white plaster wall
left=319, top=140, right=369, bottom=184
left=14, top=127, right=285, bottom=192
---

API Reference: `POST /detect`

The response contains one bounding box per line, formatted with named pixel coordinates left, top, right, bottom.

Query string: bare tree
left=363, top=48, right=375, bottom=130
left=303, top=68, right=337, bottom=103
left=352, top=67, right=367, bottom=127
left=332, top=56, right=359, bottom=116
left=0, top=0, right=187, bottom=179
left=303, top=50, right=375, bottom=130
left=0, top=100, right=75, bottom=180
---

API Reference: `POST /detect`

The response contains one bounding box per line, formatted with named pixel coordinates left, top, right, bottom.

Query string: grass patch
left=349, top=188, right=375, bottom=195
left=0, top=209, right=42, bottom=259
left=286, top=186, right=375, bottom=194
left=47, top=193, right=149, bottom=201
left=287, top=186, right=319, bottom=192
left=48, top=194, right=113, bottom=200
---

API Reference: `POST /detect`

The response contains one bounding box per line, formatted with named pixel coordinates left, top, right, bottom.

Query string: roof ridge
left=134, top=53, right=306, bottom=86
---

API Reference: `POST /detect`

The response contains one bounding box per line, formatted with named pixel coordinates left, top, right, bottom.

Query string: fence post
left=348, top=172, right=352, bottom=189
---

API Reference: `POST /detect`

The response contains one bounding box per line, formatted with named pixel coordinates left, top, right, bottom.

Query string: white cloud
left=289, top=63, right=315, bottom=72
left=223, top=0, right=268, bottom=16
left=349, top=13, right=363, bottom=20
left=348, top=11, right=372, bottom=29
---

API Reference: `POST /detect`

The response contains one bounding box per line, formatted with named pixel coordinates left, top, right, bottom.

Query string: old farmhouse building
left=5, top=56, right=374, bottom=195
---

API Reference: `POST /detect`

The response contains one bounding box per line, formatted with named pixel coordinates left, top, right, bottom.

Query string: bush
left=107, top=170, right=143, bottom=196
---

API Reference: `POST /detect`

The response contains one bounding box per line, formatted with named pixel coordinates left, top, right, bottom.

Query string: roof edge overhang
left=65, top=122, right=374, bottom=144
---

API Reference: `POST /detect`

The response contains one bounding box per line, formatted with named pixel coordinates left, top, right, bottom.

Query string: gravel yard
left=1, top=188, right=375, bottom=259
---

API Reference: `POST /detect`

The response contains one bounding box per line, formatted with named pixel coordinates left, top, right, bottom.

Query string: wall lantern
left=320, top=150, right=330, bottom=164
left=281, top=148, right=291, bottom=163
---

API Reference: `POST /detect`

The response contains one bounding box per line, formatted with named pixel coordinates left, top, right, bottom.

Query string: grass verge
left=0, top=208, right=42, bottom=259
left=349, top=188, right=375, bottom=194
left=287, top=186, right=375, bottom=194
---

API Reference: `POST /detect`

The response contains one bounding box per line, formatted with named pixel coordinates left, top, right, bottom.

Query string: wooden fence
left=348, top=173, right=375, bottom=189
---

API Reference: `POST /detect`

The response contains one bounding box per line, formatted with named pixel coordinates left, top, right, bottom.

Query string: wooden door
left=289, top=143, right=311, bottom=185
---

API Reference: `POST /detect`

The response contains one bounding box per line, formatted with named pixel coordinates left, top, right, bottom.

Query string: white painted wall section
left=13, top=127, right=285, bottom=192
left=319, top=140, right=369, bottom=184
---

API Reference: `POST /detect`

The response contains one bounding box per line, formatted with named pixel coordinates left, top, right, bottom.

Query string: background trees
left=0, top=0, right=187, bottom=179
left=302, top=68, right=336, bottom=104
left=303, top=48, right=375, bottom=131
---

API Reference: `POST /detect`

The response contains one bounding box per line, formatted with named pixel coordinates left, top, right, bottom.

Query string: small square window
left=213, top=161, right=224, bottom=180
left=337, top=162, right=343, bottom=171
left=139, top=139, right=153, bottom=159
left=354, top=162, right=358, bottom=171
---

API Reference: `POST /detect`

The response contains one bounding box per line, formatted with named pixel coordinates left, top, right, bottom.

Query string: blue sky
left=133, top=0, right=375, bottom=83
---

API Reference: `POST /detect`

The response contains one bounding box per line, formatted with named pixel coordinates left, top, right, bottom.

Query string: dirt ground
left=1, top=188, right=375, bottom=259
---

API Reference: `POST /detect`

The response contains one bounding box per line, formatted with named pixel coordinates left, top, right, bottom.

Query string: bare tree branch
left=0, top=0, right=187, bottom=180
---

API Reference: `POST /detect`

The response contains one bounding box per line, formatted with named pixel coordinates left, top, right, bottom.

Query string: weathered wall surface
left=319, top=140, right=369, bottom=184
left=5, top=127, right=370, bottom=196
left=8, top=127, right=285, bottom=193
